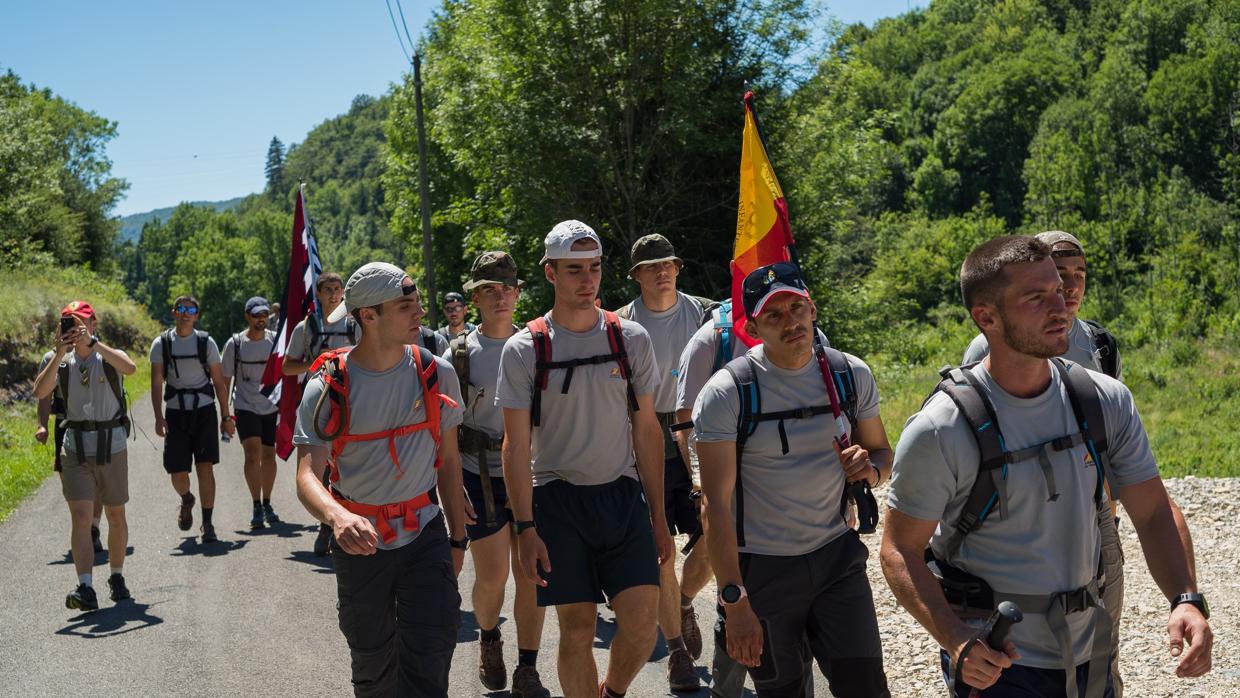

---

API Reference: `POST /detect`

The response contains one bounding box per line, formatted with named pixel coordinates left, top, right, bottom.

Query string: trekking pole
left=812, top=337, right=879, bottom=534
left=967, top=601, right=1023, bottom=698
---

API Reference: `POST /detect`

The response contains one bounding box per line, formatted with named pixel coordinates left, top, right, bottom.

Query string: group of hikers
left=33, top=220, right=1212, bottom=698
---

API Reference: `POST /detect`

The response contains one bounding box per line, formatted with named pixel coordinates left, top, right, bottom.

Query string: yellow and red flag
left=732, top=91, right=793, bottom=346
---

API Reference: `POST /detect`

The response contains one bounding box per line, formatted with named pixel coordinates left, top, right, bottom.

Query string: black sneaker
left=65, top=583, right=98, bottom=612
left=250, top=505, right=265, bottom=530
left=313, top=523, right=332, bottom=556
left=91, top=525, right=104, bottom=553
left=263, top=503, right=281, bottom=525
left=200, top=523, right=218, bottom=544
left=107, top=573, right=132, bottom=602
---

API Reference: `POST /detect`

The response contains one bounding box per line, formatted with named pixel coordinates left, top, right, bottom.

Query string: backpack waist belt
left=459, top=425, right=504, bottom=453
left=62, top=417, right=129, bottom=465
left=459, top=425, right=503, bottom=528
left=330, top=487, right=434, bottom=545
left=164, top=383, right=214, bottom=412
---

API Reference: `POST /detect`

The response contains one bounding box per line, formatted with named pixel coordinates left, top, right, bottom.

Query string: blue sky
left=3, top=1, right=924, bottom=217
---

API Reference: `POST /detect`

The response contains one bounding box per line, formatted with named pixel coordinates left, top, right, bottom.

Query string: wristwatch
left=718, top=583, right=748, bottom=606
left=88, top=335, right=99, bottom=347
left=1171, top=592, right=1210, bottom=619
left=514, top=520, right=537, bottom=535
left=449, top=536, right=470, bottom=551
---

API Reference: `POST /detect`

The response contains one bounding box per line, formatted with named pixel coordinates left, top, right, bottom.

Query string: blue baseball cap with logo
left=245, top=296, right=271, bottom=315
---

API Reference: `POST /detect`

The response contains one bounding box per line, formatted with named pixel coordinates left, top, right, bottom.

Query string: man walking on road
left=222, top=296, right=280, bottom=530
left=693, top=264, right=893, bottom=697
left=34, top=301, right=137, bottom=611
left=294, top=262, right=470, bottom=697
left=150, top=295, right=234, bottom=544
left=447, top=252, right=551, bottom=698
left=882, top=236, right=1211, bottom=697
left=617, top=233, right=711, bottom=692
left=437, top=291, right=476, bottom=343
left=497, top=220, right=672, bottom=698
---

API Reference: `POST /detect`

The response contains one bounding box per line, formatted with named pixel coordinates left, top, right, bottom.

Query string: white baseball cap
left=540, top=220, right=603, bottom=264
left=327, top=262, right=415, bottom=322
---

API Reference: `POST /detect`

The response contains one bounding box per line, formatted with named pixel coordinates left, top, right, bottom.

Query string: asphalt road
left=0, top=395, right=773, bottom=697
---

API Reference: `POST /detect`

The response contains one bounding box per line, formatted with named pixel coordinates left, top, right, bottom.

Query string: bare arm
left=502, top=406, right=550, bottom=587
left=632, top=394, right=672, bottom=563
left=36, top=397, right=51, bottom=442
left=150, top=363, right=164, bottom=420
left=282, top=355, right=313, bottom=376
left=296, top=444, right=378, bottom=555
left=435, top=425, right=468, bottom=540
left=674, top=407, right=694, bottom=469
left=95, top=340, right=136, bottom=376
left=843, top=414, right=894, bottom=485
left=33, top=348, right=67, bottom=400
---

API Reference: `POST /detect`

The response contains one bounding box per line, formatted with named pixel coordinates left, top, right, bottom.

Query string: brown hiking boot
left=681, top=604, right=703, bottom=660
left=478, top=636, right=506, bottom=690
left=667, top=647, right=701, bottom=692
left=177, top=493, right=195, bottom=531
left=512, top=664, right=551, bottom=698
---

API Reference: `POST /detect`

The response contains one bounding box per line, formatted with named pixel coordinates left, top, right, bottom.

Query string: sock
left=667, top=636, right=686, bottom=654
left=480, top=625, right=501, bottom=642
left=602, top=685, right=625, bottom=698
left=110, top=566, right=123, bottom=577
left=181, top=491, right=194, bottom=504
left=253, top=500, right=261, bottom=508
left=518, top=648, right=538, bottom=667
left=262, top=498, right=271, bottom=507
left=680, top=594, right=694, bottom=610
left=78, top=572, right=92, bottom=587
left=202, top=507, right=213, bottom=526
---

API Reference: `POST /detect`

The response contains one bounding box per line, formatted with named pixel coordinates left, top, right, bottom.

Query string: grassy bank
left=874, top=339, right=1240, bottom=478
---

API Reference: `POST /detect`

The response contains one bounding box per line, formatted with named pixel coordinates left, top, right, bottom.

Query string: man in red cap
left=34, top=301, right=137, bottom=612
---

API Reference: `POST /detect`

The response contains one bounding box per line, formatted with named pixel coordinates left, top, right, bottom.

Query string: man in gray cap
left=222, top=296, right=280, bottom=530
left=616, top=233, right=713, bottom=691
left=960, top=231, right=1197, bottom=697
left=437, top=291, right=476, bottom=344
left=497, top=220, right=671, bottom=698
left=293, top=262, right=470, bottom=696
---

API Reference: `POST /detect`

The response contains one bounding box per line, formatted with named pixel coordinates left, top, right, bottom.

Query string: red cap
left=61, top=300, right=95, bottom=319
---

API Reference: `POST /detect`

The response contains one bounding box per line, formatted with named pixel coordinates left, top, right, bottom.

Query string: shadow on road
left=236, top=521, right=314, bottom=539
left=49, top=546, right=137, bottom=566
left=55, top=599, right=164, bottom=639
left=458, top=609, right=507, bottom=644
left=170, top=537, right=249, bottom=557
left=287, top=550, right=335, bottom=573
left=594, top=612, right=616, bottom=650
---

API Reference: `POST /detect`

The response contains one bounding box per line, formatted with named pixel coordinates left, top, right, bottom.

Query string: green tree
left=264, top=136, right=286, bottom=196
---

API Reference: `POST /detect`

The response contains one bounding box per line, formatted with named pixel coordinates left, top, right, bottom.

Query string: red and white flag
left=262, top=185, right=322, bottom=460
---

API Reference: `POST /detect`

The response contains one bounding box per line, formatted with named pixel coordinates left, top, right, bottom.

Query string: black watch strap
left=1171, top=592, right=1209, bottom=619
left=449, top=536, right=470, bottom=550
left=514, top=520, right=536, bottom=534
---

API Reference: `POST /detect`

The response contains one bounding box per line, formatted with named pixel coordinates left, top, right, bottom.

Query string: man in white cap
left=222, top=296, right=280, bottom=530
left=293, top=262, right=470, bottom=696
left=497, top=220, right=671, bottom=698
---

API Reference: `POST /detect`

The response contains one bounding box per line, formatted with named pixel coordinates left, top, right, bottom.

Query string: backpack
left=305, top=313, right=358, bottom=357
left=616, top=294, right=718, bottom=327
left=232, top=331, right=273, bottom=382
left=419, top=326, right=441, bottom=354
left=54, top=356, right=130, bottom=466
left=449, top=328, right=514, bottom=528
left=723, top=345, right=860, bottom=547
left=1081, top=319, right=1121, bottom=380
left=159, top=328, right=213, bottom=410
left=527, top=310, right=638, bottom=427
left=712, top=299, right=734, bottom=372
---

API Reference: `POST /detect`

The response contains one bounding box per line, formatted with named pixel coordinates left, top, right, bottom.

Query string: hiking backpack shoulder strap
left=160, top=329, right=173, bottom=379
left=822, top=346, right=859, bottom=429
left=345, top=316, right=357, bottom=344
left=194, top=329, right=209, bottom=373
left=449, top=330, right=471, bottom=398
left=526, top=317, right=552, bottom=427
left=306, top=312, right=322, bottom=353
left=723, top=354, right=760, bottom=548
left=1081, top=319, right=1121, bottom=380
left=101, top=360, right=129, bottom=428
left=1052, top=358, right=1117, bottom=502
left=691, top=295, right=718, bottom=326
left=603, top=310, right=640, bottom=414
left=56, top=360, right=71, bottom=413
left=232, top=333, right=242, bottom=377
left=713, top=300, right=734, bottom=372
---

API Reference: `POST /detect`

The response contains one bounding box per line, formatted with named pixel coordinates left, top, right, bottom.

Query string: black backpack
left=305, top=313, right=358, bottom=357
left=1081, top=319, right=1121, bottom=380
left=231, top=330, right=274, bottom=382
left=159, top=328, right=213, bottom=409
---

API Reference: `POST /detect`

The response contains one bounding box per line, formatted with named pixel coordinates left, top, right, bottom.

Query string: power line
left=384, top=0, right=412, bottom=64
left=394, top=0, right=417, bottom=59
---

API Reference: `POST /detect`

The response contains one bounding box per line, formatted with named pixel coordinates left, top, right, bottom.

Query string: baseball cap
left=443, top=292, right=466, bottom=306
left=742, top=262, right=811, bottom=318
left=540, top=220, right=603, bottom=264
left=327, top=262, right=416, bottom=323
left=1036, top=230, right=1085, bottom=259
left=245, top=296, right=270, bottom=315
left=61, top=300, right=96, bottom=320
left=463, top=251, right=525, bottom=291
left=629, top=234, right=683, bottom=274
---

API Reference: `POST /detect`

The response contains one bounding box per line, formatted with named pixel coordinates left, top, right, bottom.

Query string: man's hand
left=331, top=510, right=379, bottom=555
left=952, top=631, right=1018, bottom=691
left=724, top=600, right=764, bottom=667
left=834, top=441, right=878, bottom=486
left=154, top=415, right=167, bottom=438
left=35, top=426, right=49, bottom=445
left=221, top=416, right=236, bottom=438
left=653, top=518, right=673, bottom=565
left=516, top=529, right=551, bottom=588
left=451, top=547, right=466, bottom=577
left=461, top=488, right=477, bottom=525
left=1169, top=604, right=1212, bottom=678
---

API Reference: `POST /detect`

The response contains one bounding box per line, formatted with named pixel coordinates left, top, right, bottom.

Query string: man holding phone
left=33, top=301, right=137, bottom=611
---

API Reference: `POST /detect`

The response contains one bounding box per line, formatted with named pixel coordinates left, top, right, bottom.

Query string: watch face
left=721, top=585, right=742, bottom=604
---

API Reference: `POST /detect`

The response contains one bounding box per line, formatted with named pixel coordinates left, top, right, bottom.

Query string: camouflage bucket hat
left=628, top=233, right=683, bottom=274
left=463, top=251, right=525, bottom=291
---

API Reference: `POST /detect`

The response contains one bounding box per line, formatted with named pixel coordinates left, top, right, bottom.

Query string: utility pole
left=413, top=53, right=437, bottom=329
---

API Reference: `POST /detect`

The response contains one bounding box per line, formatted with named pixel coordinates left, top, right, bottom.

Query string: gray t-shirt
left=962, top=318, right=1120, bottom=379
left=437, top=322, right=476, bottom=345
left=621, top=293, right=705, bottom=414
left=441, top=328, right=508, bottom=475
left=149, top=331, right=222, bottom=410
left=693, top=345, right=880, bottom=556
left=221, top=330, right=278, bottom=416
left=286, top=316, right=359, bottom=362
left=887, top=361, right=1159, bottom=668
left=495, top=310, right=660, bottom=486
left=293, top=347, right=465, bottom=550
left=40, top=350, right=129, bottom=457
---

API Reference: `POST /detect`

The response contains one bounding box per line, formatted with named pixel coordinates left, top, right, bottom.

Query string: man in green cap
left=447, top=251, right=551, bottom=698
left=616, top=233, right=714, bottom=692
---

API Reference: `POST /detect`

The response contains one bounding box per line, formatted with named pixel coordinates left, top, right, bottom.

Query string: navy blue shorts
left=462, top=467, right=512, bottom=541
left=163, top=405, right=220, bottom=473
left=235, top=409, right=277, bottom=447
left=532, top=476, right=660, bottom=607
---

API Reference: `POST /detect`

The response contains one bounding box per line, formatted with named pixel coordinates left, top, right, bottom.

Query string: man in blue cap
left=222, top=297, right=280, bottom=529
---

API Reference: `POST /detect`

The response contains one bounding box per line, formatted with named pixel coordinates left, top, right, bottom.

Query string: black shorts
left=235, top=409, right=277, bottom=446
left=463, top=465, right=512, bottom=541
left=532, top=476, right=660, bottom=607
left=163, top=405, right=220, bottom=474
left=663, top=454, right=700, bottom=536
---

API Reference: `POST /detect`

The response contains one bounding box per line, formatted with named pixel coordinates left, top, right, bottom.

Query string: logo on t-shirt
left=610, top=367, right=621, bottom=379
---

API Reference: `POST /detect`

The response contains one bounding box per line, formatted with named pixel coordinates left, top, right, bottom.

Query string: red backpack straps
left=602, top=310, right=640, bottom=413
left=309, top=348, right=352, bottom=482
left=411, top=344, right=445, bottom=469
left=526, top=317, right=552, bottom=426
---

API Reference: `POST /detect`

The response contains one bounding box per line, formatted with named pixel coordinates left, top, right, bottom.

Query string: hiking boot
left=250, top=505, right=265, bottom=530
left=263, top=503, right=280, bottom=524
left=200, top=523, right=218, bottom=544
left=478, top=636, right=506, bottom=690
left=178, top=493, right=195, bottom=531
left=313, top=523, right=332, bottom=556
left=65, top=583, right=98, bottom=612
left=511, top=664, right=550, bottom=698
left=667, top=647, right=701, bottom=692
left=91, top=525, right=104, bottom=553
left=107, top=573, right=131, bottom=602
left=681, top=604, right=703, bottom=660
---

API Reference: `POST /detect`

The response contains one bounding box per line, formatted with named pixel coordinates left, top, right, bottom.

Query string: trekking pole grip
left=987, top=601, right=1023, bottom=650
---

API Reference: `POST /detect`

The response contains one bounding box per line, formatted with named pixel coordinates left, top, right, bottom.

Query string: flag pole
left=413, top=53, right=437, bottom=328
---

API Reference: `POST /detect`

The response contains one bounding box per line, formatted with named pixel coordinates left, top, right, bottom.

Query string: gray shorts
left=60, top=449, right=129, bottom=506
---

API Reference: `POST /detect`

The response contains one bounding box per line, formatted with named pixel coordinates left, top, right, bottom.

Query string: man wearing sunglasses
left=222, top=297, right=280, bottom=530
left=150, top=295, right=234, bottom=543
left=437, top=291, right=476, bottom=343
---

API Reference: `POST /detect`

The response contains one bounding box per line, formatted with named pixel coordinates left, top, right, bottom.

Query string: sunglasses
left=175, top=305, right=200, bottom=315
